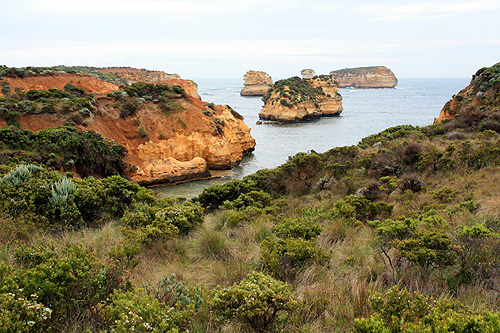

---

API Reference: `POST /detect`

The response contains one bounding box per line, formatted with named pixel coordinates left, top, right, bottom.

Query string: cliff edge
left=259, top=75, right=342, bottom=123
left=329, top=66, right=397, bottom=88
left=240, top=70, right=273, bottom=96
left=434, top=62, right=500, bottom=123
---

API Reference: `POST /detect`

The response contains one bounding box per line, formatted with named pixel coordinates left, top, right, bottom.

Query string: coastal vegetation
left=1, top=63, right=500, bottom=332
left=262, top=76, right=326, bottom=107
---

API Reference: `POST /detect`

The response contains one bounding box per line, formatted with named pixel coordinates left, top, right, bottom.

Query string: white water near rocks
left=153, top=77, right=470, bottom=198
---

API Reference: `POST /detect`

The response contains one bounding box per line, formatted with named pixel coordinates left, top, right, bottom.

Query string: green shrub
left=138, top=126, right=147, bottom=137
left=0, top=262, right=52, bottom=332
left=14, top=244, right=116, bottom=328
left=154, top=201, right=203, bottom=234
left=272, top=218, right=322, bottom=240
left=0, top=163, right=43, bottom=186
left=103, top=287, right=196, bottom=332
left=261, top=237, right=330, bottom=281
left=210, top=271, right=296, bottom=332
left=431, top=186, right=459, bottom=203
left=353, top=285, right=500, bottom=332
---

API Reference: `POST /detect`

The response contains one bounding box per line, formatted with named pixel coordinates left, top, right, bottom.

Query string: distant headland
left=329, top=66, right=398, bottom=88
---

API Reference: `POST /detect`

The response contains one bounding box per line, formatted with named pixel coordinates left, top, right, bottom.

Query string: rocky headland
left=240, top=70, right=273, bottom=96
left=258, top=75, right=342, bottom=123
left=0, top=66, right=255, bottom=185
left=329, top=66, right=397, bottom=88
left=434, top=62, right=500, bottom=123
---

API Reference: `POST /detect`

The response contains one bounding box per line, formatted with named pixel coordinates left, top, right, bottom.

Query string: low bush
left=353, top=285, right=500, bottom=332
left=210, top=271, right=296, bottom=332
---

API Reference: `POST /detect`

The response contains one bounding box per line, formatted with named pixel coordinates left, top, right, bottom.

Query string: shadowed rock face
left=301, top=69, right=316, bottom=79
left=329, top=66, right=398, bottom=88
left=240, top=70, right=273, bottom=96
left=434, top=62, right=500, bottom=123
left=259, top=76, right=342, bottom=123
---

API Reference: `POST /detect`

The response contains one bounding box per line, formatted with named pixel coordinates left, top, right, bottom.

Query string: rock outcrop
left=0, top=70, right=255, bottom=185
left=96, top=67, right=180, bottom=84
left=301, top=69, right=316, bottom=79
left=240, top=70, right=273, bottom=96
left=435, top=62, right=500, bottom=123
left=330, top=66, right=398, bottom=88
left=259, top=76, right=342, bottom=123
left=156, top=78, right=201, bottom=100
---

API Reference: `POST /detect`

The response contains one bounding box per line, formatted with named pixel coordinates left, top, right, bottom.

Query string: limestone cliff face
left=240, top=70, right=273, bottom=96
left=435, top=62, right=500, bottom=123
left=259, top=76, right=342, bottom=123
left=96, top=67, right=181, bottom=84
left=329, top=66, right=397, bottom=88
left=301, top=69, right=316, bottom=79
left=2, top=72, right=255, bottom=185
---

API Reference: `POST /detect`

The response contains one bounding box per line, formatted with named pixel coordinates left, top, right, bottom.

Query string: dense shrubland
left=107, top=81, right=186, bottom=118
left=0, top=82, right=97, bottom=127
left=0, top=65, right=129, bottom=85
left=0, top=125, right=129, bottom=177
left=1, top=63, right=500, bottom=331
left=262, top=76, right=327, bottom=107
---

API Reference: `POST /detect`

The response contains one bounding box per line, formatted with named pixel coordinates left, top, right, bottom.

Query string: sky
left=1, top=0, right=499, bottom=80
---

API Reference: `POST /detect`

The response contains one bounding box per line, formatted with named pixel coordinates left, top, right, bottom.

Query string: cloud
left=18, top=0, right=295, bottom=18
left=355, top=1, right=500, bottom=21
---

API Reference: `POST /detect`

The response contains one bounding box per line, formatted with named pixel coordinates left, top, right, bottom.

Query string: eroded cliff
left=434, top=62, right=500, bottom=123
left=0, top=69, right=255, bottom=185
left=240, top=70, right=273, bottom=96
left=330, top=66, right=397, bottom=88
left=259, top=76, right=342, bottom=123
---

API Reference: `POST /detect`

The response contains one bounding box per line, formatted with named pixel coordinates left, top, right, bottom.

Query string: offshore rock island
left=259, top=75, right=342, bottom=123
left=330, top=66, right=398, bottom=88
left=0, top=66, right=255, bottom=185
left=240, top=70, right=273, bottom=96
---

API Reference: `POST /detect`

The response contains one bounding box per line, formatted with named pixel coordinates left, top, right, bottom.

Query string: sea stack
left=258, top=75, right=342, bottom=123
left=240, top=70, right=273, bottom=96
left=301, top=69, right=316, bottom=79
left=330, top=66, right=398, bottom=88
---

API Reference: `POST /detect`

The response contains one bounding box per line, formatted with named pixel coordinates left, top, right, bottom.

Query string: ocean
left=153, top=77, right=471, bottom=198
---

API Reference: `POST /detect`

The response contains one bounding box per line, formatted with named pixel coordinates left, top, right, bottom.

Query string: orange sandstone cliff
left=259, top=76, right=342, bottom=123
left=0, top=70, right=255, bottom=185
left=434, top=62, right=500, bottom=123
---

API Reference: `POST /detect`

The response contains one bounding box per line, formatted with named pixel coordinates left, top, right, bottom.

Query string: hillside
left=0, top=67, right=255, bottom=185
left=435, top=61, right=500, bottom=123
left=1, top=63, right=500, bottom=332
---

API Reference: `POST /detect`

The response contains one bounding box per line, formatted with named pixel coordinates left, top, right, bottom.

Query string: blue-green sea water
left=154, top=77, right=470, bottom=198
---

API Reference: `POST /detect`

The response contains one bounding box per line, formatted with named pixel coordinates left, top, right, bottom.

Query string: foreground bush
left=210, top=271, right=296, bottom=332
left=354, top=285, right=500, bottom=332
